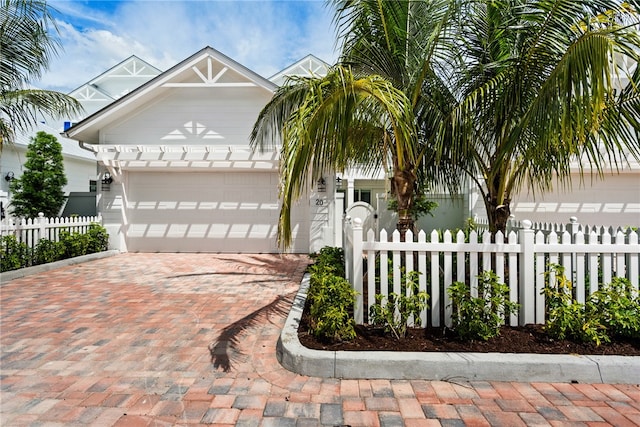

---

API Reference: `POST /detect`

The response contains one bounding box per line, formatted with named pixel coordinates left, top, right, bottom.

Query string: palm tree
left=1, top=0, right=82, bottom=148
left=441, top=0, right=640, bottom=233
left=251, top=0, right=461, bottom=248
left=251, top=66, right=418, bottom=248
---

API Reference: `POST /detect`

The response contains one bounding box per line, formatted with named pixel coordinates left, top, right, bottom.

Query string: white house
left=0, top=56, right=162, bottom=218
left=61, top=46, right=638, bottom=254
left=63, top=47, right=328, bottom=253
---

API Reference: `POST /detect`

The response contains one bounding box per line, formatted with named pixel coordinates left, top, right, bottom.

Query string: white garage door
left=126, top=171, right=308, bottom=253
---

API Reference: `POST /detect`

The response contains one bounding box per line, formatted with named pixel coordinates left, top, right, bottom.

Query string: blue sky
left=36, top=0, right=338, bottom=93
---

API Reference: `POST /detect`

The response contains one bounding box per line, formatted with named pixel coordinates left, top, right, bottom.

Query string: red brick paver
left=1, top=253, right=639, bottom=426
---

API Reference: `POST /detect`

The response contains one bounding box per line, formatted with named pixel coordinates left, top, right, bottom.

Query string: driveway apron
left=1, top=253, right=639, bottom=427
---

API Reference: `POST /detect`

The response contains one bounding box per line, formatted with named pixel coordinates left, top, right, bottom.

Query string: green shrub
left=543, top=264, right=608, bottom=345
left=86, top=223, right=109, bottom=253
left=1, top=235, right=30, bottom=272
left=34, top=238, right=65, bottom=264
left=588, top=277, right=640, bottom=340
left=1, top=224, right=109, bottom=272
left=307, top=271, right=357, bottom=342
left=369, top=269, right=429, bottom=339
left=59, top=230, right=90, bottom=258
left=448, top=271, right=519, bottom=341
left=309, top=246, right=345, bottom=277
left=306, top=247, right=356, bottom=342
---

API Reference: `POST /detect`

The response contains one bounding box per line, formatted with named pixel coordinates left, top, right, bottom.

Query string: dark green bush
left=34, top=238, right=65, bottom=264
left=86, top=223, right=109, bottom=253
left=1, top=235, right=30, bottom=271
left=59, top=230, right=90, bottom=258
left=591, top=277, right=640, bottom=340
left=1, top=224, right=109, bottom=272
left=306, top=247, right=356, bottom=342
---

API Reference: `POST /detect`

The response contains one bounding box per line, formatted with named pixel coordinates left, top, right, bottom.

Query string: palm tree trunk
left=486, top=194, right=511, bottom=235
left=391, top=168, right=416, bottom=240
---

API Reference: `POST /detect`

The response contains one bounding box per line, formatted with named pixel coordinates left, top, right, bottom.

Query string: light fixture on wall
left=101, top=172, right=113, bottom=191
left=4, top=171, right=14, bottom=181
left=317, top=177, right=327, bottom=193
left=335, top=176, right=342, bottom=190
left=102, top=172, right=113, bottom=185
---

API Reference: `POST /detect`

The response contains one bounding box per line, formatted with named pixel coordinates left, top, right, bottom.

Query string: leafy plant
left=588, top=277, right=640, bottom=340
left=1, top=235, right=29, bottom=271
left=309, top=246, right=345, bottom=278
left=448, top=271, right=519, bottom=341
left=86, top=223, right=109, bottom=253
left=369, top=269, right=429, bottom=339
left=307, top=270, right=357, bottom=342
left=34, top=238, right=64, bottom=264
left=59, top=230, right=90, bottom=258
left=1, top=224, right=110, bottom=272
left=9, top=132, right=68, bottom=217
left=306, top=247, right=356, bottom=342
left=543, top=264, right=608, bottom=345
left=387, top=192, right=439, bottom=223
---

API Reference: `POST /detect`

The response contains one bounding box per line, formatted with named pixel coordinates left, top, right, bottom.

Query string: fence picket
left=367, top=228, right=376, bottom=325
left=602, top=231, right=612, bottom=284
left=574, top=232, right=586, bottom=303
left=430, top=230, right=440, bottom=327
left=469, top=231, right=479, bottom=297
left=418, top=230, right=427, bottom=327
left=508, top=231, right=518, bottom=325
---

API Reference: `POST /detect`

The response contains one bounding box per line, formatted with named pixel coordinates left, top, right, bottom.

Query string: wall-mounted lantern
left=317, top=177, right=327, bottom=193
left=4, top=171, right=14, bottom=182
left=335, top=176, right=342, bottom=190
left=101, top=172, right=113, bottom=191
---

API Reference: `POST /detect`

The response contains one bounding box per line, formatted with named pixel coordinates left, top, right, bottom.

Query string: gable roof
left=64, top=46, right=278, bottom=143
left=68, top=55, right=162, bottom=100
left=269, top=54, right=331, bottom=86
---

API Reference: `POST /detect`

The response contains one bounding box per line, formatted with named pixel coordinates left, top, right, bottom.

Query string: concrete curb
left=1, top=250, right=121, bottom=283
left=277, top=274, right=640, bottom=384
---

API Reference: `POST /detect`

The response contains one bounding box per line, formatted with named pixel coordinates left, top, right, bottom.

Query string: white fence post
left=351, top=217, right=364, bottom=324
left=518, top=220, right=535, bottom=325
left=36, top=212, right=46, bottom=245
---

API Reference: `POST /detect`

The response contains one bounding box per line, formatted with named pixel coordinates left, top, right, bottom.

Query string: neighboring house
left=269, top=54, right=330, bottom=85
left=0, top=56, right=161, bottom=218
left=0, top=122, right=97, bottom=218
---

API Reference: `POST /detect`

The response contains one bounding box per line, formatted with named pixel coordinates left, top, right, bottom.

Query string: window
left=354, top=189, right=371, bottom=204
left=89, top=180, right=97, bottom=192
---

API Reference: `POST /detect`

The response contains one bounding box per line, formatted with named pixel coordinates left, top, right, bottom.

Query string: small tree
left=9, top=131, right=67, bottom=217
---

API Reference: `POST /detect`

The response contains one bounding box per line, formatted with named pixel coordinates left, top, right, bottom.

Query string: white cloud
left=36, top=0, right=339, bottom=93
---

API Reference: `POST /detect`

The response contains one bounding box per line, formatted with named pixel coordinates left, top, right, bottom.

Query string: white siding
left=101, top=88, right=271, bottom=147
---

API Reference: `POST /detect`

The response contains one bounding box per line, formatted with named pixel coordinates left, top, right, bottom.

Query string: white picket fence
left=1, top=213, right=102, bottom=248
left=343, top=217, right=640, bottom=328
left=475, top=215, right=636, bottom=238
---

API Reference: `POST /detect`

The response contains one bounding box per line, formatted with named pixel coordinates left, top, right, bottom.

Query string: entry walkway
left=1, top=254, right=638, bottom=426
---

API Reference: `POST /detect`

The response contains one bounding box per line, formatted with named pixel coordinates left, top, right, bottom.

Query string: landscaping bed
left=301, top=248, right=640, bottom=358
left=298, top=318, right=640, bottom=356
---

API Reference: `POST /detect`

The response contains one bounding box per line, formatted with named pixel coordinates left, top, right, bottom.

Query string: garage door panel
left=126, top=172, right=305, bottom=252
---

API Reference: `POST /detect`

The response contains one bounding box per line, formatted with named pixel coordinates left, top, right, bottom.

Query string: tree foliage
left=0, top=0, right=82, bottom=148
left=253, top=0, right=640, bottom=247
left=440, top=0, right=640, bottom=233
left=9, top=131, right=67, bottom=217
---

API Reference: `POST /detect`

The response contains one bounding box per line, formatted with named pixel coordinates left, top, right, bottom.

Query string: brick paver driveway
left=1, top=253, right=639, bottom=426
